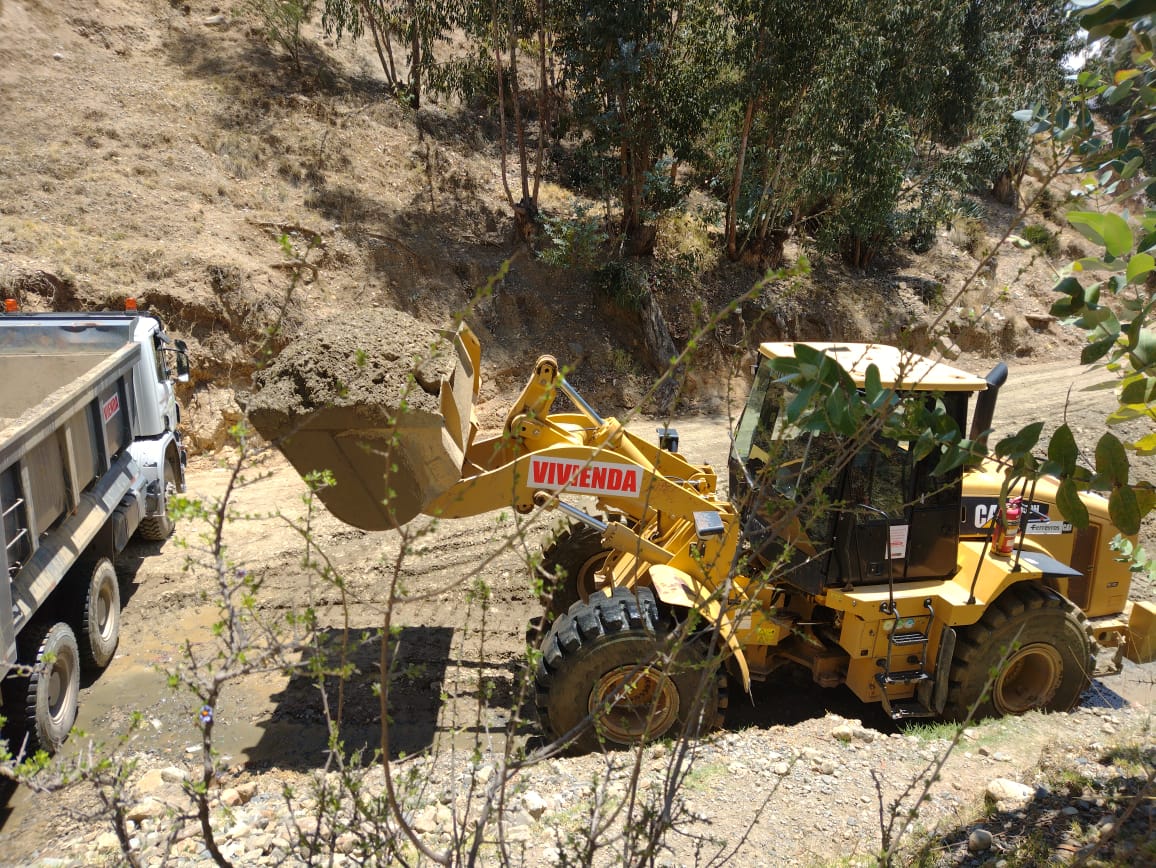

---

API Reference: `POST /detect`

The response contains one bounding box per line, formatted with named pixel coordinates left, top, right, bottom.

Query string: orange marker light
left=125, top=297, right=138, bottom=311
left=3, top=298, right=17, bottom=312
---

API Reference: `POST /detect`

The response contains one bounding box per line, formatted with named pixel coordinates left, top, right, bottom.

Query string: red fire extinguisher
left=993, top=496, right=1022, bottom=556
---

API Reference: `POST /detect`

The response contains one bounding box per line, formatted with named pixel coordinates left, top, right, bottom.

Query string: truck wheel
left=943, top=583, right=1092, bottom=721
left=18, top=622, right=81, bottom=754
left=535, top=521, right=609, bottom=620
left=535, top=587, right=725, bottom=753
left=138, top=461, right=177, bottom=540
left=71, top=559, right=121, bottom=671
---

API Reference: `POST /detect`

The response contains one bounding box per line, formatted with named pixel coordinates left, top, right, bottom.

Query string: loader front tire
left=943, top=583, right=1092, bottom=721
left=138, top=461, right=177, bottom=541
left=535, top=521, right=609, bottom=620
left=535, top=587, right=725, bottom=753
left=71, top=558, right=121, bottom=671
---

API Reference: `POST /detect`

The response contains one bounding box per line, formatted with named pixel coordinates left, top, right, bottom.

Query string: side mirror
left=174, top=339, right=191, bottom=383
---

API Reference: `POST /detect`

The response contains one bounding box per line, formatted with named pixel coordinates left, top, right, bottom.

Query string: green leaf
left=1056, top=477, right=1090, bottom=528
left=1129, top=329, right=1156, bottom=368
left=1047, top=424, right=1079, bottom=476
left=1120, top=375, right=1156, bottom=403
left=1068, top=211, right=1134, bottom=257
left=1110, top=485, right=1141, bottom=535
left=1082, top=335, right=1119, bottom=364
left=1132, top=432, right=1156, bottom=456
left=995, top=421, right=1045, bottom=460
left=1095, top=433, right=1130, bottom=486
left=1126, top=252, right=1155, bottom=283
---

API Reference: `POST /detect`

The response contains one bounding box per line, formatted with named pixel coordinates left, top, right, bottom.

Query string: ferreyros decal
left=960, top=497, right=1067, bottom=535
left=528, top=456, right=641, bottom=497
left=101, top=394, right=120, bottom=424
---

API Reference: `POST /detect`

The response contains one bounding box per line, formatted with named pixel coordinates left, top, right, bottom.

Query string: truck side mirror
left=174, top=339, right=191, bottom=383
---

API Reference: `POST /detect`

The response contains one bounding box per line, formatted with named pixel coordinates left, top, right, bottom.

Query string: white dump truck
left=0, top=303, right=189, bottom=753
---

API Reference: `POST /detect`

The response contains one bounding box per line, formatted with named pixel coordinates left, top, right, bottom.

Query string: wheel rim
left=993, top=642, right=1063, bottom=715
left=97, top=578, right=115, bottom=641
left=574, top=551, right=608, bottom=601
left=47, top=657, right=71, bottom=725
left=589, top=662, right=680, bottom=744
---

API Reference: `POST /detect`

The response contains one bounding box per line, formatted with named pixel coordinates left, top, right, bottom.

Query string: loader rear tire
left=15, top=622, right=80, bottom=754
left=138, top=461, right=177, bottom=541
left=70, top=558, right=121, bottom=671
left=535, top=587, right=725, bottom=753
left=943, top=583, right=1092, bottom=721
left=535, top=521, right=610, bottom=620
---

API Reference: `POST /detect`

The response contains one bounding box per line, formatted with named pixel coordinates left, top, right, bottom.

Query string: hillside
left=2, top=3, right=1153, bottom=867
left=1, top=0, right=1085, bottom=450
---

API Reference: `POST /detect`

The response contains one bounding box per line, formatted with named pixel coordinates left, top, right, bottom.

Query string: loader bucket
left=247, top=323, right=481, bottom=530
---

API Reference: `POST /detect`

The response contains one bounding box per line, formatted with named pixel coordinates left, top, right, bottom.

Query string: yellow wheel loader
left=256, top=326, right=1156, bottom=752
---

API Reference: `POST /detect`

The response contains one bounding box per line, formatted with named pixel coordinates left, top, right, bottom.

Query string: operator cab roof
left=758, top=342, right=988, bottom=392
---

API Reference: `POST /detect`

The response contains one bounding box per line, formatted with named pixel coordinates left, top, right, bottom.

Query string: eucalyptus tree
left=548, top=0, right=728, bottom=253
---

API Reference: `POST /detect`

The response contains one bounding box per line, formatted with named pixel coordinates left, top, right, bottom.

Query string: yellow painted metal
left=963, top=463, right=1135, bottom=617
left=647, top=563, right=751, bottom=688
left=758, top=341, right=989, bottom=392
left=1125, top=600, right=1156, bottom=664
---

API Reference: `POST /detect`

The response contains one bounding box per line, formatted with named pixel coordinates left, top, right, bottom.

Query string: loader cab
left=730, top=343, right=988, bottom=595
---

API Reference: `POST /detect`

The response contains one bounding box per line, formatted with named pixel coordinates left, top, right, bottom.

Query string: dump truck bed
left=0, top=329, right=143, bottom=669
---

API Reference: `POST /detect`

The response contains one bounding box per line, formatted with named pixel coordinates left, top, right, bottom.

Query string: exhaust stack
left=968, top=361, right=1008, bottom=447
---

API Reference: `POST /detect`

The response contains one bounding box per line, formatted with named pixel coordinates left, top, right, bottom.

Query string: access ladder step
left=884, top=699, right=937, bottom=720
left=876, top=670, right=931, bottom=686
left=889, top=631, right=929, bottom=646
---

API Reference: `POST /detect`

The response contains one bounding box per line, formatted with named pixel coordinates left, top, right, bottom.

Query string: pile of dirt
left=245, top=311, right=476, bottom=529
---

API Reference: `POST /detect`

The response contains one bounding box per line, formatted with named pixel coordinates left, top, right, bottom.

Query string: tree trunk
left=408, top=0, right=421, bottom=110
left=639, top=291, right=679, bottom=414
left=727, top=95, right=758, bottom=261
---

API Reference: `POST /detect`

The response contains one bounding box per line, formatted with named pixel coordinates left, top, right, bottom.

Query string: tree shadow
left=244, top=625, right=536, bottom=771
left=929, top=742, right=1155, bottom=865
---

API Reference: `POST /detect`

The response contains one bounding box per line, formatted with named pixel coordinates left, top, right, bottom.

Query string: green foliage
left=538, top=204, right=607, bottom=269
left=245, top=0, right=317, bottom=67
left=594, top=259, right=649, bottom=313
left=714, top=0, right=1076, bottom=267
left=549, top=0, right=724, bottom=249
left=1020, top=223, right=1062, bottom=257
left=320, top=0, right=460, bottom=108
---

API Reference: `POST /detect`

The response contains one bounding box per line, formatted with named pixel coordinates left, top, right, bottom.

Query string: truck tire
left=138, top=461, right=177, bottom=540
left=17, top=622, right=81, bottom=754
left=535, top=587, right=725, bottom=753
left=71, top=559, right=121, bottom=671
left=943, top=583, right=1093, bottom=721
left=535, top=521, right=609, bottom=620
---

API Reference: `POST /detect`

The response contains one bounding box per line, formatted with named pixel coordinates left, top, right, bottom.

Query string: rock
left=986, top=778, right=1034, bottom=806
left=221, top=788, right=242, bottom=807
left=185, top=388, right=243, bottom=451
left=203, top=14, right=227, bottom=25
left=773, top=762, right=791, bottom=776
left=1062, top=806, right=1080, bottom=816
left=161, top=766, right=189, bottom=784
left=236, top=781, right=259, bottom=803
left=523, top=790, right=548, bottom=820
left=412, top=805, right=452, bottom=833
left=95, top=831, right=121, bottom=850
left=135, top=769, right=167, bottom=795
left=126, top=798, right=167, bottom=822
left=831, top=722, right=877, bottom=744
left=968, top=828, right=994, bottom=852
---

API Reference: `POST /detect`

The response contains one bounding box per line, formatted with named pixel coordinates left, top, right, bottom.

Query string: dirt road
left=2, top=355, right=1154, bottom=857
